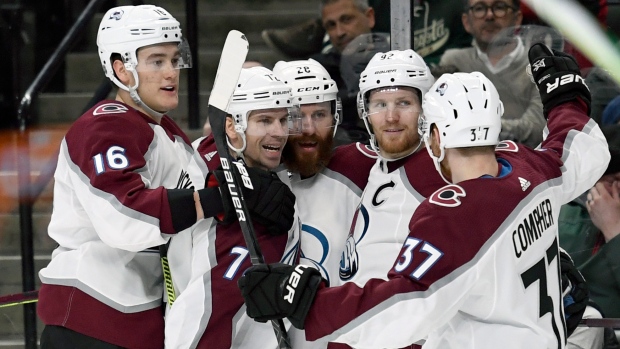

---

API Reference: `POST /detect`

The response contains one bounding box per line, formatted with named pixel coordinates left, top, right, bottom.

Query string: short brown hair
left=321, top=0, right=370, bottom=13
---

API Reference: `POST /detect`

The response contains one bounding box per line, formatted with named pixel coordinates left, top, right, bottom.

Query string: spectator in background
left=602, top=94, right=620, bottom=126
left=585, top=67, right=620, bottom=125
left=436, top=0, right=545, bottom=148
left=311, top=0, right=379, bottom=143
left=559, top=147, right=620, bottom=319
left=260, top=0, right=389, bottom=60
left=585, top=69, right=620, bottom=149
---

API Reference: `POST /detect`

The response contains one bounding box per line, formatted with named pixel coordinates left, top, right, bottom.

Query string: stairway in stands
left=0, top=0, right=317, bottom=347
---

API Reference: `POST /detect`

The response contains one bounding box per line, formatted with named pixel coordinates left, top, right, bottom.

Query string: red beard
left=282, top=133, right=334, bottom=178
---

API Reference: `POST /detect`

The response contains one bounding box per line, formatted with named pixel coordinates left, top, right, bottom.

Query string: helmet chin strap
left=126, top=70, right=166, bottom=120
left=425, top=141, right=452, bottom=185
left=227, top=132, right=247, bottom=161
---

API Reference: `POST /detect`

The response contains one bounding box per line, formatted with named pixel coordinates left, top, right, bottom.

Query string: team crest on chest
left=429, top=184, right=466, bottom=207
left=339, top=204, right=369, bottom=281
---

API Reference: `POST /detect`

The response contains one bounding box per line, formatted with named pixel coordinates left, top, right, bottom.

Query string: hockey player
left=238, top=45, right=610, bottom=348
left=164, top=66, right=299, bottom=349
left=37, top=6, right=295, bottom=349
left=274, top=58, right=376, bottom=287
left=333, top=49, right=446, bottom=293
left=273, top=59, right=376, bottom=349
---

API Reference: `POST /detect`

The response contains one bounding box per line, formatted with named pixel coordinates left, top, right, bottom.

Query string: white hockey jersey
left=303, top=101, right=610, bottom=349
left=38, top=100, right=194, bottom=349
left=165, top=135, right=301, bottom=349
left=288, top=142, right=376, bottom=349
left=339, top=149, right=446, bottom=287
left=293, top=142, right=377, bottom=287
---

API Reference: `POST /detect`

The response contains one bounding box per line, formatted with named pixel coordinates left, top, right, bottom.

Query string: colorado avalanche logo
left=356, top=143, right=379, bottom=159
left=339, top=204, right=369, bottom=281
left=300, top=224, right=331, bottom=286
left=93, top=103, right=128, bottom=115
left=109, top=10, right=124, bottom=20
left=339, top=235, right=359, bottom=281
left=436, top=82, right=448, bottom=96
left=429, top=184, right=466, bottom=207
left=495, top=140, right=519, bottom=152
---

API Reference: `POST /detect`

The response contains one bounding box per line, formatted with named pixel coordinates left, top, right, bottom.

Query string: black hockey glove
left=527, top=43, right=591, bottom=118
left=559, top=249, right=588, bottom=337
left=207, top=165, right=295, bottom=235
left=238, top=263, right=323, bottom=329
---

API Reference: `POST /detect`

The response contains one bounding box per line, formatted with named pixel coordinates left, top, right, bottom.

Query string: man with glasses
left=435, top=0, right=546, bottom=148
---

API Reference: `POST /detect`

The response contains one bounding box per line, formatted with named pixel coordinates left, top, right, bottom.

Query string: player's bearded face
left=283, top=102, right=335, bottom=177
left=368, top=87, right=422, bottom=159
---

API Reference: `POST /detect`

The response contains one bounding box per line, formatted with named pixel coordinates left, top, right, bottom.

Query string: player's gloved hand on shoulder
left=206, top=164, right=296, bottom=235
left=527, top=43, right=591, bottom=118
left=559, top=248, right=588, bottom=337
left=238, top=263, right=323, bottom=329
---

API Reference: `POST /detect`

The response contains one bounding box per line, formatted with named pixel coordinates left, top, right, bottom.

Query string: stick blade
left=208, top=30, right=249, bottom=112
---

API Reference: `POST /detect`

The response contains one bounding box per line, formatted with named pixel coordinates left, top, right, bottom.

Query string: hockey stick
left=207, top=30, right=292, bottom=349
left=579, top=318, right=620, bottom=329
left=0, top=290, right=38, bottom=308
left=160, top=242, right=176, bottom=305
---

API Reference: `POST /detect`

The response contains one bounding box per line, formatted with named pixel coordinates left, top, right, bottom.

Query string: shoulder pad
left=429, top=184, right=466, bottom=207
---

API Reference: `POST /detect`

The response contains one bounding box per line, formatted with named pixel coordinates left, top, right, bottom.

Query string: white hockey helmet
left=420, top=72, right=504, bottom=180
left=97, top=5, right=191, bottom=91
left=273, top=58, right=342, bottom=136
left=227, top=66, right=299, bottom=155
left=357, top=49, right=434, bottom=152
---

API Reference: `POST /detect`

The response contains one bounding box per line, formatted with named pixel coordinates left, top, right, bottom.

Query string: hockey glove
left=238, top=263, right=323, bottom=329
left=209, top=165, right=296, bottom=235
left=559, top=248, right=588, bottom=337
left=527, top=43, right=591, bottom=118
